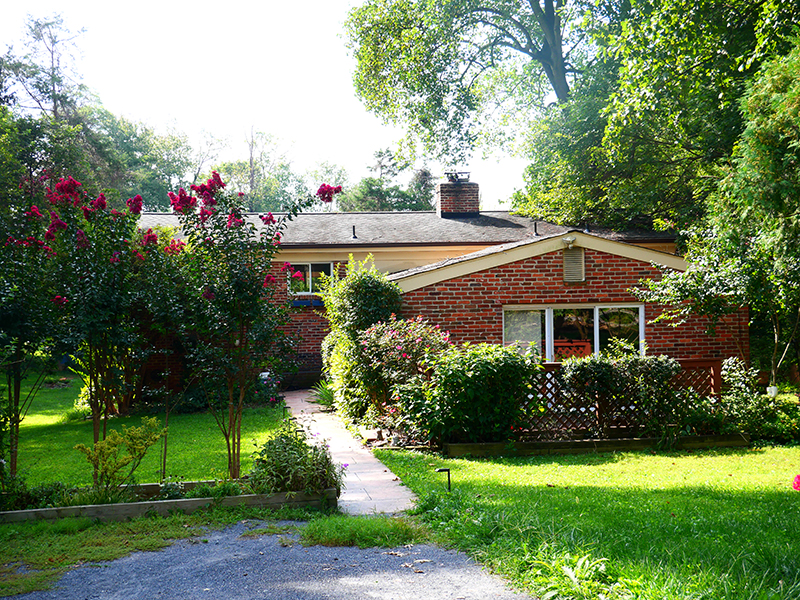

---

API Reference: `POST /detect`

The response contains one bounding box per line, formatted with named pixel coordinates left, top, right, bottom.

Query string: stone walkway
left=282, top=389, right=417, bottom=515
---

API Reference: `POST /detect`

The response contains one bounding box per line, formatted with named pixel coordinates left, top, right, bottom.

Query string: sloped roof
left=139, top=210, right=675, bottom=248
left=388, top=231, right=687, bottom=293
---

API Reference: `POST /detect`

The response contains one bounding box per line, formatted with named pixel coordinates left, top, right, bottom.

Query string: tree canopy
left=345, top=0, right=597, bottom=161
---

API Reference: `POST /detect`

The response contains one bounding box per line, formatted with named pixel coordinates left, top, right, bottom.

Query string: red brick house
left=140, top=179, right=748, bottom=386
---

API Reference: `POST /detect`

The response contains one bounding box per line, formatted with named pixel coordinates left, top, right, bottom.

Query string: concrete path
left=283, top=390, right=417, bottom=516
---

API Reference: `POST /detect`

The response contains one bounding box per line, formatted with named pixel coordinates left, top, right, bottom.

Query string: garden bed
left=444, top=433, right=750, bottom=457
left=0, top=487, right=338, bottom=523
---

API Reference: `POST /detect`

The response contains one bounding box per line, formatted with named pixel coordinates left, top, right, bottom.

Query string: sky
left=1, top=1, right=529, bottom=210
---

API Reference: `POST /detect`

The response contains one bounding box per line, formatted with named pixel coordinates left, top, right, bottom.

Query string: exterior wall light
left=562, top=235, right=577, bottom=250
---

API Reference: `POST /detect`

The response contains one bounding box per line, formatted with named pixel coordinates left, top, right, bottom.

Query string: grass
left=11, top=372, right=287, bottom=486
left=300, top=514, right=427, bottom=548
left=375, top=446, right=800, bottom=600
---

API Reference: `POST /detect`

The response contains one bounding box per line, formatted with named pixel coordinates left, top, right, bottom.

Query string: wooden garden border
left=0, top=488, right=338, bottom=523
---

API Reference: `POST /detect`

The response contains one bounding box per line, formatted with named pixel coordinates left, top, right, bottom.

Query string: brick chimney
left=436, top=180, right=480, bottom=218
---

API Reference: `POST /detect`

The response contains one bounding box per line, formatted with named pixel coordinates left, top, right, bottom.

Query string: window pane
left=309, top=263, right=332, bottom=294
left=503, top=310, right=544, bottom=356
left=552, top=308, right=594, bottom=360
left=598, top=307, right=640, bottom=352
left=289, top=264, right=310, bottom=294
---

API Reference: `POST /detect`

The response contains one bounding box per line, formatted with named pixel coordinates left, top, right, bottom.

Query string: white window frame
left=503, top=304, right=645, bottom=361
left=288, top=262, right=333, bottom=295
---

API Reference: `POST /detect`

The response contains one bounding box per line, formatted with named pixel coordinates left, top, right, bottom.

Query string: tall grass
left=377, top=447, right=800, bottom=600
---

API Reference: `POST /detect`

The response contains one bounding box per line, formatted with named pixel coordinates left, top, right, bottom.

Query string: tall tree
left=212, top=132, right=307, bottom=212
left=638, top=37, right=800, bottom=383
left=345, top=0, right=595, bottom=161
left=513, top=0, right=799, bottom=229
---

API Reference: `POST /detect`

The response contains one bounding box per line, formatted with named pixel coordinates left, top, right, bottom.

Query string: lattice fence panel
left=517, top=360, right=721, bottom=441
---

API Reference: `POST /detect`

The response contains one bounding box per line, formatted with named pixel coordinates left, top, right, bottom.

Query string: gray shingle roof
left=138, top=210, right=674, bottom=248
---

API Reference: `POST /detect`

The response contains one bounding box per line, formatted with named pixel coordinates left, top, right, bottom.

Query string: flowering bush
left=794, top=474, right=800, bottom=491
left=356, top=315, right=451, bottom=428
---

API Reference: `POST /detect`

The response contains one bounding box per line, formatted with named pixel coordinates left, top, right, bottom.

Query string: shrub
left=318, top=255, right=402, bottom=338
left=247, top=421, right=345, bottom=495
left=310, top=379, right=335, bottom=411
left=74, top=416, right=164, bottom=493
left=318, top=257, right=403, bottom=423
left=560, top=350, right=685, bottom=444
left=721, top=357, right=800, bottom=443
left=185, top=480, right=243, bottom=500
left=405, top=344, right=541, bottom=444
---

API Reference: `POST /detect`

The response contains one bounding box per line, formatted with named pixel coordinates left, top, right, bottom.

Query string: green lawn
left=377, top=446, right=800, bottom=600
left=13, top=372, right=285, bottom=486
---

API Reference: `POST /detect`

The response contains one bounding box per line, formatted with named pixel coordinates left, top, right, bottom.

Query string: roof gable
left=388, top=231, right=686, bottom=293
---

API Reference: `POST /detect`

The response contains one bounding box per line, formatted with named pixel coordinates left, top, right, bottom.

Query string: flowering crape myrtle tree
left=0, top=185, right=58, bottom=480
left=39, top=179, right=170, bottom=446
left=172, top=175, right=338, bottom=479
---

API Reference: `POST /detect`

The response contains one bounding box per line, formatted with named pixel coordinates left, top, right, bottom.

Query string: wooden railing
left=518, top=359, right=723, bottom=441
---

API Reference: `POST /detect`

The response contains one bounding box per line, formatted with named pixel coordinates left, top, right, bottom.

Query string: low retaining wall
left=444, top=433, right=750, bottom=457
left=0, top=488, right=338, bottom=524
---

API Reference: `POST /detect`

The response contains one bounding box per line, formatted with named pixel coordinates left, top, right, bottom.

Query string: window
left=504, top=304, right=644, bottom=361
left=289, top=263, right=332, bottom=294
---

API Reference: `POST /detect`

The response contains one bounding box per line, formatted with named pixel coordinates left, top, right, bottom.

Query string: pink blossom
left=163, top=239, right=186, bottom=255
left=82, top=206, right=95, bottom=219
left=202, top=288, right=215, bottom=300
left=281, top=262, right=292, bottom=272
left=49, top=212, right=67, bottom=231
left=794, top=474, right=800, bottom=491
left=259, top=212, right=276, bottom=225
left=126, top=194, right=144, bottom=215
left=76, top=229, right=90, bottom=250
left=291, top=271, right=305, bottom=281
left=169, top=188, right=197, bottom=214
left=315, top=183, right=343, bottom=203
left=263, top=274, right=277, bottom=286
left=110, top=251, right=121, bottom=263
left=140, top=228, right=158, bottom=247
left=26, top=205, right=43, bottom=219
left=199, top=207, right=214, bottom=223
left=227, top=213, right=244, bottom=228
left=51, top=295, right=68, bottom=307
left=91, top=194, right=107, bottom=210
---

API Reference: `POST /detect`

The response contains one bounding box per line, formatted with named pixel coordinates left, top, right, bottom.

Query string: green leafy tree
left=172, top=172, right=325, bottom=479
left=345, top=0, right=592, bottom=160
left=212, top=131, right=308, bottom=213
left=513, top=0, right=799, bottom=229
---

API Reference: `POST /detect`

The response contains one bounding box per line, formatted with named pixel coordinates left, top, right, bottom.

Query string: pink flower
left=110, top=251, right=121, bottom=263
left=281, top=262, right=292, bottom=272
left=26, top=205, right=43, bottom=219
left=49, top=212, right=67, bottom=231
left=82, top=206, right=95, bottom=219
left=199, top=207, right=214, bottom=223
left=169, top=188, right=197, bottom=214
left=794, top=474, right=800, bottom=491
left=259, top=212, right=276, bottom=225
left=227, top=213, right=244, bottom=228
left=291, top=271, right=304, bottom=281
left=202, top=288, right=215, bottom=300
left=315, top=183, right=343, bottom=203
left=263, top=274, right=277, bottom=286
left=126, top=194, right=144, bottom=215
left=140, top=228, right=158, bottom=247
left=76, top=229, right=90, bottom=250
left=163, top=239, right=186, bottom=255
left=91, top=194, right=107, bottom=210
left=51, top=296, right=68, bottom=307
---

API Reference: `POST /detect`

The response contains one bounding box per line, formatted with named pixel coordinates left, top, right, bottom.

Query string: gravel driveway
left=14, top=520, right=534, bottom=600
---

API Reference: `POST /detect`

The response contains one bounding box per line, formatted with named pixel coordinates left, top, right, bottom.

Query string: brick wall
left=400, top=248, right=749, bottom=361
